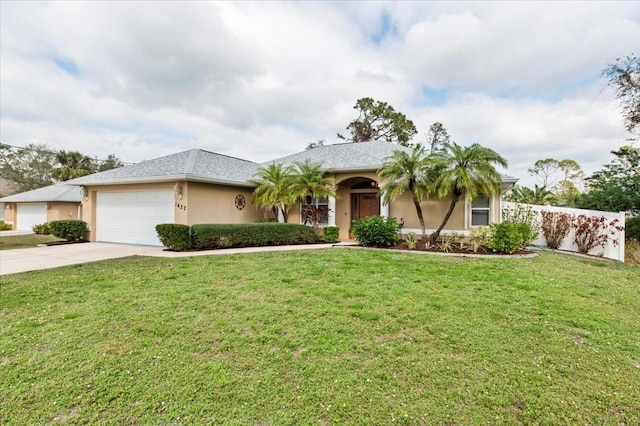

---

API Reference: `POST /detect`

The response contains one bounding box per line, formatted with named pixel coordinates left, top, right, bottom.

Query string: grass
left=626, top=239, right=640, bottom=265
left=1, top=249, right=639, bottom=424
left=0, top=234, right=63, bottom=250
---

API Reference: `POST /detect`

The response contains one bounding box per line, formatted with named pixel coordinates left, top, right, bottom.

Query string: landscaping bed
left=385, top=240, right=535, bottom=255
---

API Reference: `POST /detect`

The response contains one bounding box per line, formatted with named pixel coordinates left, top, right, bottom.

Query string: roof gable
left=0, top=184, right=82, bottom=203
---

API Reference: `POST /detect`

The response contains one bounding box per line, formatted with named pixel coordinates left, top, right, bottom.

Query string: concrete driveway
left=0, top=242, right=339, bottom=275
left=0, top=243, right=167, bottom=275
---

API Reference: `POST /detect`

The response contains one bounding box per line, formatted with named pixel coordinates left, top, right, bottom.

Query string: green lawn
left=0, top=234, right=63, bottom=250
left=1, top=249, right=638, bottom=424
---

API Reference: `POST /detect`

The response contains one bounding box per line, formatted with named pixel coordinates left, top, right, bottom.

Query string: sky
left=1, top=1, right=639, bottom=188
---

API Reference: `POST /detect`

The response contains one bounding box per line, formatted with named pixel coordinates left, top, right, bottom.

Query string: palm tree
left=428, top=142, right=507, bottom=244
left=505, top=184, right=556, bottom=205
left=52, top=150, right=95, bottom=181
left=290, top=160, right=337, bottom=230
left=377, top=144, right=432, bottom=238
left=249, top=163, right=296, bottom=222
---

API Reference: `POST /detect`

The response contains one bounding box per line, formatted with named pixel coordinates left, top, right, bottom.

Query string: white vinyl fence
left=503, top=202, right=626, bottom=262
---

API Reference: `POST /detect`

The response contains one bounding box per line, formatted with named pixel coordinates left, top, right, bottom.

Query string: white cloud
left=1, top=0, right=638, bottom=188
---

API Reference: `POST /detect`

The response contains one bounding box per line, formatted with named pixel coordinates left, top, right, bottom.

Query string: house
left=0, top=184, right=83, bottom=231
left=56, top=140, right=518, bottom=246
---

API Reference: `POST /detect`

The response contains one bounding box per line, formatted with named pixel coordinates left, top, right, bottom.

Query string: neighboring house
left=0, top=178, right=19, bottom=221
left=60, top=140, right=517, bottom=246
left=0, top=184, right=83, bottom=231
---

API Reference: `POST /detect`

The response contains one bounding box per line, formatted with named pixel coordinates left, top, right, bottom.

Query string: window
left=471, top=196, right=490, bottom=226
left=301, top=196, right=329, bottom=226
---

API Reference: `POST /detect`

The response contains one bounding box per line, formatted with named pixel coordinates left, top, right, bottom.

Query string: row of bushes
left=32, top=220, right=88, bottom=240
left=350, top=213, right=537, bottom=255
left=156, top=223, right=341, bottom=251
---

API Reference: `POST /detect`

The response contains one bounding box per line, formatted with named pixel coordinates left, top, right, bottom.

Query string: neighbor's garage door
left=17, top=203, right=47, bottom=231
left=96, top=190, right=174, bottom=246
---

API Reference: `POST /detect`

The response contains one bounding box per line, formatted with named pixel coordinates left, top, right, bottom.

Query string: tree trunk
left=412, top=191, right=426, bottom=238
left=429, top=195, right=459, bottom=244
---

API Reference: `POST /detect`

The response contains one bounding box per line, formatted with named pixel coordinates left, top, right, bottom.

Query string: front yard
left=0, top=234, right=63, bottom=250
left=1, top=249, right=638, bottom=424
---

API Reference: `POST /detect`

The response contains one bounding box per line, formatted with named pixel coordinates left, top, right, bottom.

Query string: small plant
left=437, top=237, right=453, bottom=253
left=351, top=215, right=399, bottom=247
left=572, top=215, right=624, bottom=254
left=32, top=223, right=51, bottom=235
left=488, top=223, right=522, bottom=254
left=423, top=240, right=434, bottom=250
left=540, top=210, right=573, bottom=249
left=469, top=226, right=490, bottom=252
left=0, top=221, right=12, bottom=231
left=404, top=232, right=418, bottom=250
left=502, top=204, right=539, bottom=246
left=322, top=226, right=339, bottom=243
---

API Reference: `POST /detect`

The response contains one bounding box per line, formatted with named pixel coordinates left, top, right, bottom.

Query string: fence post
left=618, top=211, right=626, bottom=263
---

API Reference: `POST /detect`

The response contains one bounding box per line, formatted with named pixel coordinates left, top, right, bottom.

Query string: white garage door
left=96, top=190, right=174, bottom=246
left=17, top=203, right=47, bottom=231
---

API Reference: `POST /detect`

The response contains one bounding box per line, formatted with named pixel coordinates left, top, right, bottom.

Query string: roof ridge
left=183, top=150, right=199, bottom=174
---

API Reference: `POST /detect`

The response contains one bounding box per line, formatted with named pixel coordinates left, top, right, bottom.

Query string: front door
left=351, top=193, right=380, bottom=221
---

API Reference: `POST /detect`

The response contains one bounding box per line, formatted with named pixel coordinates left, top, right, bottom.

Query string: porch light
left=80, top=186, right=88, bottom=200
left=173, top=183, right=183, bottom=199
left=370, top=181, right=378, bottom=188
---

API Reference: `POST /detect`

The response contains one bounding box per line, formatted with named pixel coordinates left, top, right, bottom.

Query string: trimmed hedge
left=32, top=223, right=52, bottom=235
left=322, top=226, right=339, bottom=243
left=191, top=223, right=318, bottom=250
left=49, top=220, right=88, bottom=241
left=488, top=222, right=526, bottom=254
left=156, top=224, right=192, bottom=251
left=352, top=215, right=399, bottom=247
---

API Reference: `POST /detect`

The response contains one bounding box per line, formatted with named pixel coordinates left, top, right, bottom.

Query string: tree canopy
left=0, top=144, right=124, bottom=192
left=578, top=145, right=640, bottom=215
left=605, top=54, right=640, bottom=134
left=338, top=97, right=418, bottom=147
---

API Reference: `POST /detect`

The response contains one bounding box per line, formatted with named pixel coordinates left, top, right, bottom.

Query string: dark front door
left=351, top=193, right=380, bottom=221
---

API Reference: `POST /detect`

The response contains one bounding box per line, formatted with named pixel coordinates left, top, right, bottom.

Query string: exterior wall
left=47, top=202, right=81, bottom=222
left=0, top=202, right=79, bottom=230
left=185, top=182, right=266, bottom=225
left=82, top=182, right=176, bottom=242
left=3, top=203, right=16, bottom=229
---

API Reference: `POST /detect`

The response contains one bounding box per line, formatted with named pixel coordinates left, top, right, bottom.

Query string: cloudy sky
left=1, top=1, right=638, bottom=187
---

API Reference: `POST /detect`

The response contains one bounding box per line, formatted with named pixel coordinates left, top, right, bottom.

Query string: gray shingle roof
left=0, top=184, right=82, bottom=203
left=265, top=140, right=412, bottom=170
left=66, top=149, right=260, bottom=187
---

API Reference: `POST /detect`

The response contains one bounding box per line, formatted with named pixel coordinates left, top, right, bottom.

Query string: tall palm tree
left=290, top=160, right=337, bottom=229
left=52, top=150, right=95, bottom=181
left=429, top=142, right=508, bottom=244
left=505, top=184, right=556, bottom=205
left=249, top=163, right=296, bottom=222
left=377, top=144, right=432, bottom=238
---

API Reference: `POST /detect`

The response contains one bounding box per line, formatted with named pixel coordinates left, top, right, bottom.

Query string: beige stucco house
left=0, top=184, right=83, bottom=231
left=55, top=140, right=517, bottom=246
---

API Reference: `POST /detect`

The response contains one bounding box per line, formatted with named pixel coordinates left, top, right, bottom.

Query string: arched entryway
left=333, top=176, right=388, bottom=239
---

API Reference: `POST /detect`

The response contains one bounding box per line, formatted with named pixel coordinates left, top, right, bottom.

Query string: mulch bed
left=45, top=240, right=89, bottom=246
left=381, top=241, right=535, bottom=256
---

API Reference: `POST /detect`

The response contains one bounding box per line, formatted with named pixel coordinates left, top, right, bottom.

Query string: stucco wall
left=3, top=203, right=15, bottom=229
left=47, top=202, right=81, bottom=222
left=185, top=182, right=265, bottom=225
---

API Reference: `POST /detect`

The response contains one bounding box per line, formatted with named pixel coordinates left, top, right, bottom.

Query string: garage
left=96, top=190, right=174, bottom=246
left=16, top=203, right=47, bottom=231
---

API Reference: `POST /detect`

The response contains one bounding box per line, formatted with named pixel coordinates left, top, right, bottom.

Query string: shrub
left=405, top=232, right=418, bottom=250
left=572, top=215, right=624, bottom=254
left=0, top=221, right=11, bottom=231
left=322, top=226, right=339, bottom=243
left=191, top=223, right=317, bottom=250
left=352, top=216, right=398, bottom=247
left=49, top=220, right=88, bottom=241
left=32, top=223, right=51, bottom=235
left=540, top=211, right=573, bottom=249
left=626, top=216, right=640, bottom=241
left=502, top=204, right=539, bottom=246
left=156, top=224, right=192, bottom=251
left=488, top=223, right=523, bottom=254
